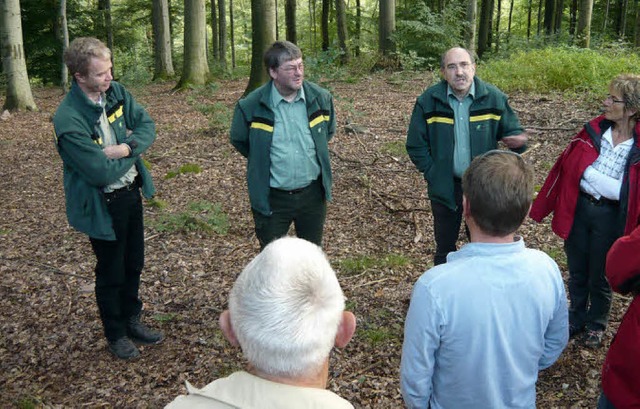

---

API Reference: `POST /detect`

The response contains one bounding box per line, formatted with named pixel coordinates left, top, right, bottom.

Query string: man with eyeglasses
left=231, top=41, right=335, bottom=249
left=400, top=150, right=568, bottom=409
left=406, top=47, right=528, bottom=265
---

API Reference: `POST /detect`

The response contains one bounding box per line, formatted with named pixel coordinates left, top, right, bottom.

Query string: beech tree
left=244, top=0, right=276, bottom=94
left=152, top=0, right=175, bottom=80
left=176, top=0, right=210, bottom=88
left=1, top=0, right=37, bottom=111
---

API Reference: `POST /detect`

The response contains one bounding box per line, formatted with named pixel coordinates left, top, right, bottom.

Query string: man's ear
left=219, top=310, right=240, bottom=347
left=462, top=194, right=471, bottom=219
left=335, top=311, right=356, bottom=348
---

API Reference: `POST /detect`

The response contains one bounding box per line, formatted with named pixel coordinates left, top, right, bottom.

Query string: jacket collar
left=433, top=76, right=489, bottom=104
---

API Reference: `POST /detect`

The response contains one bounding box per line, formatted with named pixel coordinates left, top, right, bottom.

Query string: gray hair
left=229, top=237, right=345, bottom=378
left=610, top=74, right=640, bottom=119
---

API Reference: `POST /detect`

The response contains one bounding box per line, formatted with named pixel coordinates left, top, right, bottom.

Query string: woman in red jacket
left=530, top=74, right=640, bottom=349
left=597, top=226, right=640, bottom=409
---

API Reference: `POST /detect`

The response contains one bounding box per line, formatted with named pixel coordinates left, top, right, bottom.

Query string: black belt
left=579, top=190, right=619, bottom=206
left=271, top=179, right=319, bottom=195
left=104, top=181, right=139, bottom=200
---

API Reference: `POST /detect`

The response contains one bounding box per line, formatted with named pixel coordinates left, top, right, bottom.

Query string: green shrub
left=151, top=201, right=229, bottom=235
left=338, top=253, right=410, bottom=275
left=165, top=163, right=202, bottom=180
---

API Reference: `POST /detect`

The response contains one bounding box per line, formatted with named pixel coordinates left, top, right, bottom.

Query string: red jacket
left=601, top=225, right=640, bottom=408
left=530, top=115, right=640, bottom=239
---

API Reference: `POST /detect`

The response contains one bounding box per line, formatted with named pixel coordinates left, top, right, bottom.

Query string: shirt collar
left=271, top=82, right=305, bottom=107
left=447, top=81, right=475, bottom=100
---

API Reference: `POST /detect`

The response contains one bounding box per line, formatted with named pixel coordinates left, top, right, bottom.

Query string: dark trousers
left=252, top=179, right=326, bottom=249
left=597, top=393, right=616, bottom=409
left=564, top=194, right=620, bottom=332
left=431, top=178, right=467, bottom=266
left=89, top=188, right=144, bottom=342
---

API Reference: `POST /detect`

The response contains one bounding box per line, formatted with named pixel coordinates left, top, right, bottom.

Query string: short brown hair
left=64, top=37, right=111, bottom=76
left=462, top=150, right=534, bottom=236
left=264, top=41, right=302, bottom=73
left=610, top=74, right=640, bottom=119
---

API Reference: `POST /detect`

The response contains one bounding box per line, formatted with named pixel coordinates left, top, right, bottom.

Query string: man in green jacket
left=53, top=37, right=163, bottom=360
left=230, top=41, right=336, bottom=249
left=406, top=47, right=528, bottom=265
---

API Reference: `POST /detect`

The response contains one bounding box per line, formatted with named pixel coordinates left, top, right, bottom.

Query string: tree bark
left=321, top=0, right=330, bottom=50
left=176, top=0, right=210, bottom=88
left=496, top=0, right=501, bottom=50
left=355, top=0, right=361, bottom=55
left=218, top=0, right=227, bottom=67
left=544, top=0, right=555, bottom=34
left=244, top=0, right=276, bottom=94
left=554, top=0, right=564, bottom=33
left=152, top=0, right=175, bottom=80
left=576, top=0, right=594, bottom=47
left=0, top=0, right=38, bottom=111
left=285, top=0, right=297, bottom=43
left=98, top=0, right=114, bottom=72
left=335, top=0, right=349, bottom=63
left=211, top=0, right=220, bottom=61
left=230, top=0, right=236, bottom=67
left=464, top=0, right=478, bottom=54
left=478, top=0, right=492, bottom=57
left=59, top=0, right=69, bottom=92
left=635, top=0, right=640, bottom=46
left=379, top=0, right=396, bottom=55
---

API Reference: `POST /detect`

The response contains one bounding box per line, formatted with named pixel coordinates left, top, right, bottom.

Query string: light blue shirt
left=447, top=83, right=475, bottom=178
left=400, top=238, right=568, bottom=409
left=269, top=83, right=321, bottom=190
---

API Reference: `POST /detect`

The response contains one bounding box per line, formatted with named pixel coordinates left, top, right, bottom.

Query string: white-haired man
left=165, top=237, right=356, bottom=408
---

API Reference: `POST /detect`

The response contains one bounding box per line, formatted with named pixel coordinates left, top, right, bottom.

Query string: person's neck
left=453, top=89, right=469, bottom=101
left=275, top=83, right=299, bottom=103
left=468, top=223, right=516, bottom=244
left=249, top=359, right=329, bottom=389
left=79, top=86, right=101, bottom=103
left=612, top=119, right=636, bottom=145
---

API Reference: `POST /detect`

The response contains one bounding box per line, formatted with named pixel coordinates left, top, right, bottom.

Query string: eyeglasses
left=605, top=95, right=625, bottom=105
left=280, top=62, right=304, bottom=73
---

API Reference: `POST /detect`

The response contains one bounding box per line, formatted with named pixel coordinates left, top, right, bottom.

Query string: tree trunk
left=570, top=0, right=577, bottom=35
left=464, top=0, right=478, bottom=54
left=576, top=0, right=594, bottom=47
left=527, top=0, right=532, bottom=39
left=603, top=0, right=610, bottom=30
left=285, top=0, right=297, bottom=43
left=335, top=0, right=348, bottom=63
left=355, top=0, right=361, bottom=55
left=635, top=0, right=640, bottom=46
left=152, top=0, right=175, bottom=80
left=379, top=0, right=395, bottom=55
left=537, top=0, right=543, bottom=34
left=554, top=0, right=563, bottom=32
left=310, top=0, right=317, bottom=50
left=176, top=0, right=210, bottom=88
left=321, top=0, right=329, bottom=50
left=495, top=0, right=501, bottom=51
left=478, top=0, right=492, bottom=57
left=244, top=0, right=276, bottom=94
left=618, top=0, right=628, bottom=38
left=544, top=0, right=555, bottom=34
left=98, top=0, right=114, bottom=72
left=230, top=0, right=236, bottom=67
left=59, top=0, right=69, bottom=92
left=211, top=0, right=220, bottom=61
left=218, top=0, right=227, bottom=68
left=0, top=0, right=38, bottom=111
left=508, top=0, right=515, bottom=41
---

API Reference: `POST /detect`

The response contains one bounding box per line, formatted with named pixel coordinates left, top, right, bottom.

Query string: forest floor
left=0, top=71, right=629, bottom=408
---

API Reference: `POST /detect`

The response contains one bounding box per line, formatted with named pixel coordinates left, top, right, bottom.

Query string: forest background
left=1, top=0, right=640, bottom=407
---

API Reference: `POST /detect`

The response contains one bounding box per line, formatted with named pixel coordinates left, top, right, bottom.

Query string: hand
left=103, top=144, right=130, bottom=159
left=501, top=133, right=528, bottom=149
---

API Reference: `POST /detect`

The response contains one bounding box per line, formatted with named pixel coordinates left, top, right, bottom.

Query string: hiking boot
left=569, top=324, right=585, bottom=339
left=127, top=315, right=164, bottom=345
left=583, top=329, right=604, bottom=349
left=109, top=337, right=140, bottom=360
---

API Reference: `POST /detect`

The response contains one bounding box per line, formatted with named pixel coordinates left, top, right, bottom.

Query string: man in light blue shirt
left=400, top=150, right=569, bottom=409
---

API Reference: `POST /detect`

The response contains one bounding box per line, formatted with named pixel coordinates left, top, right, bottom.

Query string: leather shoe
left=109, top=337, right=140, bottom=360
left=127, top=315, right=164, bottom=345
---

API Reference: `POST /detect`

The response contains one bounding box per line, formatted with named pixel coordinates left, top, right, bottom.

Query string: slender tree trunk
left=152, top=0, right=175, bottom=80
left=554, top=0, right=563, bottom=32
left=59, top=0, right=69, bottom=92
left=495, top=0, right=501, bottom=51
left=570, top=0, right=577, bottom=35
left=379, top=0, right=396, bottom=55
left=544, top=0, right=555, bottom=34
left=211, top=0, right=220, bottom=61
left=176, top=0, right=210, bottom=88
left=635, top=0, right=640, bottom=46
left=285, top=0, right=297, bottom=42
left=355, top=0, right=361, bottom=56
left=508, top=0, right=515, bottom=41
left=321, top=0, right=330, bottom=50
left=335, top=0, right=348, bottom=63
left=465, top=0, right=478, bottom=54
left=478, top=0, right=492, bottom=57
left=230, top=0, right=236, bottom=67
left=603, top=0, right=610, bottom=30
left=218, top=0, right=227, bottom=67
left=576, top=0, right=594, bottom=47
left=527, top=0, right=533, bottom=39
left=0, top=0, right=38, bottom=111
left=310, top=0, right=317, bottom=50
left=618, top=0, right=628, bottom=38
left=276, top=0, right=279, bottom=39
left=245, top=0, right=276, bottom=94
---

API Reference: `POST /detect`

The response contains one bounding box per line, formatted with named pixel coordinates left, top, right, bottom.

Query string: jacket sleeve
left=406, top=98, right=434, bottom=181
left=499, top=97, right=527, bottom=153
left=530, top=140, right=574, bottom=222
left=327, top=94, right=336, bottom=142
left=121, top=87, right=156, bottom=157
left=539, top=262, right=569, bottom=370
left=57, top=129, right=138, bottom=187
left=606, top=225, right=640, bottom=293
left=230, top=102, right=250, bottom=158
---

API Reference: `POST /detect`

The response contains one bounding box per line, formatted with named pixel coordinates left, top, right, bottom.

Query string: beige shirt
left=164, top=371, right=354, bottom=409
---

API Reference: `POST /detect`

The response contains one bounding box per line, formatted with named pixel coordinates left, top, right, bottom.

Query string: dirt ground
left=0, top=72, right=630, bottom=408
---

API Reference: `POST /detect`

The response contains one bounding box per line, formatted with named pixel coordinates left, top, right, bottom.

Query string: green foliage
left=152, top=313, right=178, bottom=323
left=480, top=46, right=640, bottom=95
left=381, top=140, right=408, bottom=157
left=15, top=396, right=40, bottom=409
left=151, top=201, right=229, bottom=235
left=359, top=326, right=394, bottom=347
left=395, top=1, right=465, bottom=68
left=544, top=246, right=568, bottom=270
left=146, top=198, right=168, bottom=209
left=165, top=163, right=202, bottom=180
left=338, top=253, right=410, bottom=275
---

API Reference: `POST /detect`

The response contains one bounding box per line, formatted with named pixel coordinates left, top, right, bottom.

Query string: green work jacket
left=230, top=80, right=336, bottom=216
left=53, top=80, right=156, bottom=240
left=406, top=77, right=525, bottom=210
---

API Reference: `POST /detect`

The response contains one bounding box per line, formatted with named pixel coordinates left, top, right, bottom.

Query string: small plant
left=381, top=140, right=407, bottom=157
left=146, top=198, right=168, bottom=209
left=359, top=326, right=394, bottom=347
left=545, top=246, right=568, bottom=270
left=15, top=396, right=40, bottom=409
left=152, top=313, right=178, bottom=323
left=338, top=253, right=410, bottom=275
left=165, top=163, right=202, bottom=179
left=151, top=200, right=229, bottom=235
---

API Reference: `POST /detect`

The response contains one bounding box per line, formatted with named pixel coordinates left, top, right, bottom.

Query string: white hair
left=229, top=237, right=345, bottom=378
